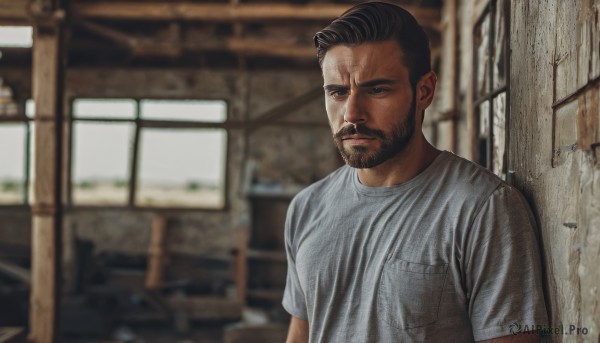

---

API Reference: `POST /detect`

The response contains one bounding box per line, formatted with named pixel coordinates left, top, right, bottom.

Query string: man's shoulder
left=432, top=151, right=517, bottom=210
left=439, top=151, right=506, bottom=194
left=291, top=164, right=351, bottom=205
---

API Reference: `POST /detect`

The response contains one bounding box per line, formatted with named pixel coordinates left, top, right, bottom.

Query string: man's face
left=321, top=40, right=419, bottom=169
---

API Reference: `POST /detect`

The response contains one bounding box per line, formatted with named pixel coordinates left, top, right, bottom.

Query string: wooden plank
left=29, top=23, right=64, bottom=343
left=224, top=324, right=288, bottom=343
left=0, top=259, right=30, bottom=284
left=227, top=38, right=314, bottom=59
left=247, top=249, right=286, bottom=262
left=71, top=3, right=440, bottom=29
left=0, top=0, right=28, bottom=22
left=247, top=86, right=323, bottom=133
left=246, top=289, right=283, bottom=301
left=31, top=122, right=57, bottom=205
left=165, top=296, right=243, bottom=320
left=435, top=0, right=457, bottom=151
left=144, top=215, right=168, bottom=290
left=77, top=21, right=316, bottom=59
left=592, top=0, right=600, bottom=79
left=0, top=327, right=26, bottom=343
left=576, top=1, right=591, bottom=91
left=554, top=0, right=578, bottom=102
left=577, top=85, right=600, bottom=149
left=552, top=100, right=578, bottom=167
left=30, top=217, right=59, bottom=343
left=471, top=0, right=489, bottom=23
left=233, top=225, right=248, bottom=301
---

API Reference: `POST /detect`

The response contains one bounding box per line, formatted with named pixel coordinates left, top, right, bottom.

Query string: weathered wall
left=0, top=68, right=338, bottom=259
left=435, top=0, right=600, bottom=341
left=510, top=1, right=600, bottom=341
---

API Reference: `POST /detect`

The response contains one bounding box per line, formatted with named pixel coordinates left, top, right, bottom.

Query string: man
left=282, top=2, right=547, bottom=342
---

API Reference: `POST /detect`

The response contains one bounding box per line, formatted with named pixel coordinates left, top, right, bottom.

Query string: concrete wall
left=0, top=67, right=339, bottom=261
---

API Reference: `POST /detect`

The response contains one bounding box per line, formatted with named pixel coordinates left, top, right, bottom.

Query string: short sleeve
left=464, top=185, right=548, bottom=341
left=282, top=200, right=308, bottom=320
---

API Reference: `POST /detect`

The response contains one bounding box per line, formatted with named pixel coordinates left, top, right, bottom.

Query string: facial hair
left=332, top=93, right=417, bottom=169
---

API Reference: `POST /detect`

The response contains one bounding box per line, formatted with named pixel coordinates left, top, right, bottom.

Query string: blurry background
left=0, top=0, right=599, bottom=342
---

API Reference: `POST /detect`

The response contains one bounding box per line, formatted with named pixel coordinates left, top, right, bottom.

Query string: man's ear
left=416, top=71, right=437, bottom=110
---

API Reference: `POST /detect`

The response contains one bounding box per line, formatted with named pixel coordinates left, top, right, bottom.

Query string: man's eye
left=370, top=87, right=387, bottom=94
left=329, top=89, right=348, bottom=98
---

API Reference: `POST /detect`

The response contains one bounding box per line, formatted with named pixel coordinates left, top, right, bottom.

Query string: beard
left=332, top=94, right=417, bottom=169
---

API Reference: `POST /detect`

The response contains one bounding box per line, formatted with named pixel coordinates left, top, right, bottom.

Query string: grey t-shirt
left=282, top=151, right=547, bottom=342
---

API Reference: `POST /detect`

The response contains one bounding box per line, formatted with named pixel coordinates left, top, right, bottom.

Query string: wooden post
left=145, top=215, right=168, bottom=290
left=233, top=225, right=248, bottom=301
left=29, top=12, right=65, bottom=343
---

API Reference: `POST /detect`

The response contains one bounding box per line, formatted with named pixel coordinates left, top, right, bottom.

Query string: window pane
left=476, top=100, right=490, bottom=168
left=72, top=122, right=134, bottom=205
left=474, top=12, right=490, bottom=98
left=0, top=26, right=32, bottom=47
left=140, top=100, right=226, bottom=122
left=493, top=0, right=508, bottom=89
left=0, top=125, right=27, bottom=204
left=26, top=99, right=35, bottom=118
left=492, top=93, right=506, bottom=178
left=478, top=100, right=490, bottom=139
left=136, top=128, right=226, bottom=208
left=73, top=99, right=136, bottom=119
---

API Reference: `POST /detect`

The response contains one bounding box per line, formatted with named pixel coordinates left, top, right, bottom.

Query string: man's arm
left=286, top=316, right=309, bottom=343
left=478, top=333, right=540, bottom=343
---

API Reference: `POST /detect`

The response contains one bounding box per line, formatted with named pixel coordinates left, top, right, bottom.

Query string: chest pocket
left=378, top=259, right=448, bottom=330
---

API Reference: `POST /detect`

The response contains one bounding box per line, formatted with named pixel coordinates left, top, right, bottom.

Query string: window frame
left=0, top=101, right=32, bottom=208
left=66, top=96, right=230, bottom=211
left=472, top=0, right=511, bottom=178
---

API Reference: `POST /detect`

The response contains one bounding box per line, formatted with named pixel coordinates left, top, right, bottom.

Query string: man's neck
left=356, top=137, right=441, bottom=187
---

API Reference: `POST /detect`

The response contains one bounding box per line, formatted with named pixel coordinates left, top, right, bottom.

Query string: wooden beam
left=233, top=225, right=248, bottom=301
left=0, top=0, right=28, bottom=23
left=145, top=215, right=168, bottom=291
left=227, top=37, right=315, bottom=58
left=224, top=324, right=288, bottom=343
left=1, top=2, right=441, bottom=31
left=78, top=20, right=316, bottom=58
left=0, top=259, right=31, bottom=284
left=248, top=86, right=323, bottom=133
left=0, top=327, right=26, bottom=343
left=29, top=20, right=65, bottom=343
left=71, top=3, right=349, bottom=21
left=165, top=296, right=243, bottom=321
left=70, top=3, right=440, bottom=29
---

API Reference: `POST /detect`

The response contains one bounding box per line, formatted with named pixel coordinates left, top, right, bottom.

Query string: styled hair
left=314, top=1, right=431, bottom=87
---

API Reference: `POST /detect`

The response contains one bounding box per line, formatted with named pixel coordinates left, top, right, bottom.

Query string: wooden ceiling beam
left=0, top=0, right=29, bottom=23
left=78, top=20, right=316, bottom=59
left=0, top=2, right=441, bottom=31
left=71, top=3, right=440, bottom=29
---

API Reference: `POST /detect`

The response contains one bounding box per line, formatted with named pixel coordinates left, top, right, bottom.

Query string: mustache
left=334, top=124, right=386, bottom=140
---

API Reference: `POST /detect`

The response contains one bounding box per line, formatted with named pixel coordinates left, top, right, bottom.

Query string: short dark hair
left=314, top=1, right=431, bottom=87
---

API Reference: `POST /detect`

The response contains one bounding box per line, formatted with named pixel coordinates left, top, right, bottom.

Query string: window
left=0, top=124, right=29, bottom=204
left=70, top=98, right=227, bottom=209
left=0, top=26, right=33, bottom=48
left=473, top=0, right=509, bottom=179
left=0, top=87, right=32, bottom=205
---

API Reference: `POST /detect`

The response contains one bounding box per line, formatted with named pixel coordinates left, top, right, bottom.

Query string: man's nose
left=343, top=92, right=366, bottom=124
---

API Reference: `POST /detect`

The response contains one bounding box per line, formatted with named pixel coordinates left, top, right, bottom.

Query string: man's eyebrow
left=323, top=84, right=347, bottom=91
left=323, top=79, right=398, bottom=91
left=356, top=79, right=398, bottom=88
